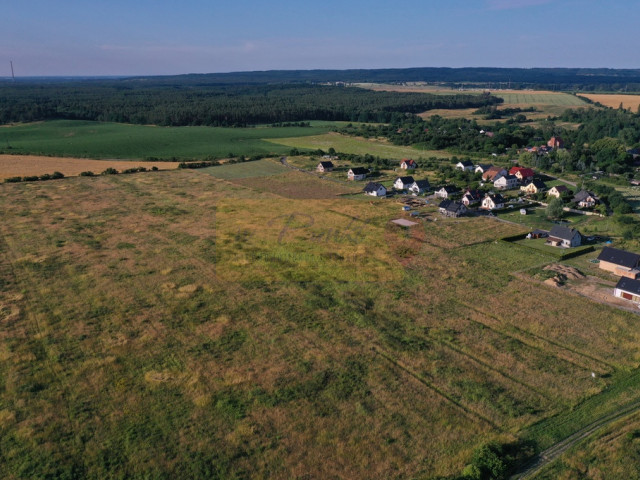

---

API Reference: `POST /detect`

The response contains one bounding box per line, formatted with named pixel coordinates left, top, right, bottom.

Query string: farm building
left=435, top=185, right=460, bottom=199
left=509, top=167, right=535, bottom=182
left=494, top=174, right=518, bottom=190
left=614, top=277, right=640, bottom=303
left=461, top=189, right=483, bottom=206
left=317, top=161, right=334, bottom=172
left=438, top=200, right=467, bottom=218
left=597, top=247, right=640, bottom=279
left=548, top=185, right=569, bottom=198
left=474, top=164, right=493, bottom=174
left=409, top=179, right=430, bottom=195
left=481, top=194, right=505, bottom=210
left=348, top=167, right=369, bottom=181
left=573, top=190, right=598, bottom=208
left=521, top=178, right=547, bottom=195
left=456, top=160, right=474, bottom=171
left=363, top=182, right=387, bottom=197
left=400, top=159, right=417, bottom=170
left=547, top=225, right=582, bottom=248
left=394, top=176, right=415, bottom=190
left=529, top=229, right=549, bottom=239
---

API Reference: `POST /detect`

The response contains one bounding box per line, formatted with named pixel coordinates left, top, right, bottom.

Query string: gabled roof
left=487, top=193, right=505, bottom=204
left=411, top=179, right=430, bottom=189
left=524, top=178, right=547, bottom=189
left=574, top=190, right=597, bottom=202
left=349, top=167, right=369, bottom=175
left=597, top=247, right=640, bottom=268
left=395, top=176, right=415, bottom=184
left=475, top=164, right=493, bottom=171
left=446, top=201, right=465, bottom=213
left=509, top=167, right=535, bottom=177
left=401, top=159, right=416, bottom=166
left=549, top=225, right=581, bottom=241
left=457, top=160, right=474, bottom=167
left=363, top=182, right=385, bottom=193
left=463, top=189, right=483, bottom=200
left=616, top=277, right=640, bottom=295
left=438, top=199, right=453, bottom=209
left=318, top=161, right=334, bottom=168
left=551, top=185, right=568, bottom=193
left=496, top=174, right=517, bottom=182
left=438, top=185, right=460, bottom=194
left=532, top=229, right=549, bottom=236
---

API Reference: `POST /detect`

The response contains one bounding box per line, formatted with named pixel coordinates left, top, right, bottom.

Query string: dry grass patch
left=580, top=93, right=640, bottom=111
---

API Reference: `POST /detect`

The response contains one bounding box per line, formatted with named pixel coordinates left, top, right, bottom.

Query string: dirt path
left=512, top=399, right=640, bottom=478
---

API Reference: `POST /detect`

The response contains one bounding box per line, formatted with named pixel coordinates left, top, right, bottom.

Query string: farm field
left=580, top=93, right=640, bottom=111
left=2, top=167, right=640, bottom=478
left=266, top=131, right=452, bottom=159
left=0, top=120, right=336, bottom=160
left=0, top=154, right=181, bottom=180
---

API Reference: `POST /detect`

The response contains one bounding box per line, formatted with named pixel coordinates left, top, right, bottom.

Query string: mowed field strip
left=0, top=154, right=181, bottom=180
left=580, top=93, right=640, bottom=111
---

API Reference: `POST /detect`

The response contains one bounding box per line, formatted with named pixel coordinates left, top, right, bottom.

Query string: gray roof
left=597, top=247, right=640, bottom=268
left=574, top=190, right=597, bottom=202
left=396, top=176, right=415, bottom=184
left=412, top=179, right=430, bottom=188
left=363, top=182, right=385, bottom=193
left=549, top=225, right=581, bottom=241
left=438, top=185, right=460, bottom=193
left=350, top=167, right=369, bottom=175
left=616, top=277, right=640, bottom=295
left=318, top=161, right=334, bottom=168
left=524, top=178, right=547, bottom=189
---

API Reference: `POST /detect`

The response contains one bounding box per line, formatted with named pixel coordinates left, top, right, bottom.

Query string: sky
left=2, top=0, right=639, bottom=76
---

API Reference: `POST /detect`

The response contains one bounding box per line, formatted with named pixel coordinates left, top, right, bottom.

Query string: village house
left=509, top=166, right=535, bottom=182
left=438, top=200, right=467, bottom=218
left=521, top=178, right=547, bottom=195
left=547, top=136, right=564, bottom=149
left=548, top=185, right=569, bottom=198
left=474, top=164, right=493, bottom=175
left=456, top=160, right=474, bottom=172
left=347, top=167, right=369, bottom=181
left=400, top=159, right=417, bottom=170
left=547, top=225, right=582, bottom=248
left=597, top=247, right=640, bottom=279
left=435, top=185, right=460, bottom=199
left=409, top=179, right=430, bottom=195
left=394, top=176, right=415, bottom=190
left=317, top=161, right=334, bottom=172
left=363, top=182, right=387, bottom=197
left=494, top=174, right=518, bottom=190
left=481, top=194, right=505, bottom=210
left=482, top=166, right=507, bottom=182
left=614, top=277, right=640, bottom=303
left=573, top=190, right=599, bottom=208
left=461, top=189, right=483, bottom=206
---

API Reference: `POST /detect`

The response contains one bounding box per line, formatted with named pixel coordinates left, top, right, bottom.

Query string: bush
left=51, top=171, right=65, bottom=179
left=101, top=168, right=118, bottom=175
left=39, top=173, right=51, bottom=181
left=79, top=171, right=95, bottom=176
left=4, top=177, right=22, bottom=183
left=23, top=176, right=39, bottom=182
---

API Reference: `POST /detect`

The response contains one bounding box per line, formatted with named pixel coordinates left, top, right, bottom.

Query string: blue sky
left=2, top=0, right=638, bottom=76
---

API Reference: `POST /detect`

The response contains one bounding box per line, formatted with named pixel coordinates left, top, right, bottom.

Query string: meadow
left=0, top=120, right=337, bottom=160
left=2, top=165, right=640, bottom=478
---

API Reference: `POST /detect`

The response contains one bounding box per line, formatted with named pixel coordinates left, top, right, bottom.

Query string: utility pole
left=10, top=61, right=14, bottom=81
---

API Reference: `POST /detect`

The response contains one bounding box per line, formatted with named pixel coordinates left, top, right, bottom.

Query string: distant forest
left=0, top=83, right=501, bottom=126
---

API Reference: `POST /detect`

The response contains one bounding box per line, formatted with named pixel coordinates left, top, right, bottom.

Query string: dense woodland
left=0, top=83, right=500, bottom=126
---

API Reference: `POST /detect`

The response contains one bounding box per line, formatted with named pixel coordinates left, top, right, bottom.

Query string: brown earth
left=0, top=154, right=181, bottom=180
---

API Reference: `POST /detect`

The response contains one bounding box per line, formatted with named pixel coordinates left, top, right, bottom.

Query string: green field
left=0, top=120, right=336, bottom=160
left=266, top=132, right=452, bottom=159
left=2, top=165, right=640, bottom=478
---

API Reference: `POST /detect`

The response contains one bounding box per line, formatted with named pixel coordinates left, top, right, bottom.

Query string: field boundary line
left=372, top=346, right=500, bottom=429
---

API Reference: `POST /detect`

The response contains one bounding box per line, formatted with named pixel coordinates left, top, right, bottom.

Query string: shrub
left=101, top=168, right=118, bottom=175
left=51, top=171, right=65, bottom=179
left=4, top=177, right=22, bottom=183
left=79, top=171, right=95, bottom=176
left=23, top=176, right=39, bottom=182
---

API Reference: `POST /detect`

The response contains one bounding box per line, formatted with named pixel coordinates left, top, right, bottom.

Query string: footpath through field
left=512, top=399, right=640, bottom=479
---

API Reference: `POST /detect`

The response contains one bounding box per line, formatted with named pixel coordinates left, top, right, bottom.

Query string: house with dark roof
left=494, top=174, right=518, bottom=190
left=461, top=189, right=483, bottom=206
left=481, top=194, right=505, bottom=210
left=521, top=178, right=547, bottom=195
left=438, top=200, right=467, bottom=218
left=363, top=182, right=387, bottom=197
left=435, top=185, right=460, bottom=199
left=548, top=185, right=569, bottom=198
left=317, top=161, right=334, bottom=172
left=456, top=160, right=474, bottom=172
left=482, top=166, right=507, bottom=182
left=597, top=247, right=640, bottom=278
left=547, top=225, right=582, bottom=248
left=573, top=190, right=598, bottom=208
left=614, top=277, right=640, bottom=303
left=547, top=137, right=564, bottom=149
left=408, top=179, right=430, bottom=195
left=394, top=176, right=415, bottom=190
left=528, top=229, right=549, bottom=239
left=474, top=164, right=493, bottom=174
left=400, top=159, right=417, bottom=170
left=347, top=167, right=369, bottom=181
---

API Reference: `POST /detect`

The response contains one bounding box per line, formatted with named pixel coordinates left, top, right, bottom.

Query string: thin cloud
left=486, top=0, right=554, bottom=10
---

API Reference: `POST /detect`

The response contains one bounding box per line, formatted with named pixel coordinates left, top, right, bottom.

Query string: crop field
left=266, top=132, right=452, bottom=159
left=2, top=167, right=640, bottom=478
left=0, top=154, right=181, bottom=180
left=580, top=93, right=640, bottom=111
left=0, top=120, right=335, bottom=160
left=200, top=158, right=289, bottom=179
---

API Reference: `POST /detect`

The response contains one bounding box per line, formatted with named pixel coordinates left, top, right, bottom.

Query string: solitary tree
left=546, top=197, right=564, bottom=219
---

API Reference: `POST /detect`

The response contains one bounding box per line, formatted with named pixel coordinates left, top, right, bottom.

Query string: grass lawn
left=199, top=158, right=288, bottom=179
left=0, top=120, right=335, bottom=160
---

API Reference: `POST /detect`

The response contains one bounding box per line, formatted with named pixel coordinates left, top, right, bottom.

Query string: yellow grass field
left=0, top=155, right=181, bottom=180
left=580, top=93, right=640, bottom=111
